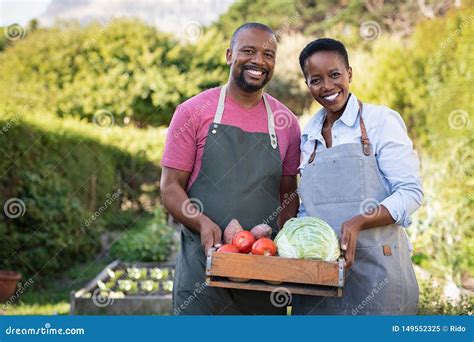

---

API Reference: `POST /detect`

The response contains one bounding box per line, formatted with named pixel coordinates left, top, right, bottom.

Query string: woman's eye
left=310, top=79, right=320, bottom=85
left=331, top=73, right=341, bottom=78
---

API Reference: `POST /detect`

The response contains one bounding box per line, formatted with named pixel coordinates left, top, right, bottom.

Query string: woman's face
left=304, top=51, right=352, bottom=116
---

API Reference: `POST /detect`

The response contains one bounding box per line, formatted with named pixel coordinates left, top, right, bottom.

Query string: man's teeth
left=247, top=69, right=263, bottom=76
left=323, top=93, right=339, bottom=101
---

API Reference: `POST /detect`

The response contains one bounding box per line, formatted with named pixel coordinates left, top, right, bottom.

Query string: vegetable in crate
left=217, top=244, right=239, bottom=253
left=223, top=219, right=244, bottom=244
left=274, top=217, right=340, bottom=261
left=250, top=224, right=272, bottom=239
left=232, top=231, right=255, bottom=254
left=251, top=238, right=277, bottom=256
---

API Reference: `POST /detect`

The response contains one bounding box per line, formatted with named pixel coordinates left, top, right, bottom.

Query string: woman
left=294, top=38, right=423, bottom=315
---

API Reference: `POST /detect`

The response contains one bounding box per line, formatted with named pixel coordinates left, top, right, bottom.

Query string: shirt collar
left=302, top=93, right=359, bottom=140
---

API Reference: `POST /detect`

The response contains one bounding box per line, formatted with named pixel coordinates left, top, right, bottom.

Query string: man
left=160, top=22, right=301, bottom=315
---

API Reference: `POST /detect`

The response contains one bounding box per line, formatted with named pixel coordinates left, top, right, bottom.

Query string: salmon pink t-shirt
left=161, top=87, right=301, bottom=190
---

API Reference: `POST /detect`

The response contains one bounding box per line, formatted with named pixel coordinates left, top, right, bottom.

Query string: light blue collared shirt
left=298, top=93, right=423, bottom=228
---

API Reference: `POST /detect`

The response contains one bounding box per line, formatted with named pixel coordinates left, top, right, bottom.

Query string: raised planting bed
left=70, top=260, right=175, bottom=315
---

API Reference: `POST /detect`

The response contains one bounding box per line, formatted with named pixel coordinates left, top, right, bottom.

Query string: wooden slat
left=207, top=278, right=342, bottom=297
left=207, top=252, right=339, bottom=287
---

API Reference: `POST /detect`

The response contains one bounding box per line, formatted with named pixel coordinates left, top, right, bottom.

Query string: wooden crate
left=205, top=248, right=345, bottom=297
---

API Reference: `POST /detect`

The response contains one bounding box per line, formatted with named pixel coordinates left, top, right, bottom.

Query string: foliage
left=0, top=109, right=165, bottom=279
left=215, top=0, right=457, bottom=44
left=0, top=20, right=227, bottom=127
left=109, top=207, right=178, bottom=262
left=418, top=279, right=474, bottom=315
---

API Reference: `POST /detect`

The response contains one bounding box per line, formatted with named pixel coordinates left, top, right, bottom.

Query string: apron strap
left=213, top=84, right=278, bottom=149
left=263, top=94, right=278, bottom=149
left=308, top=99, right=371, bottom=164
left=213, top=85, right=227, bottom=125
left=358, top=100, right=371, bottom=156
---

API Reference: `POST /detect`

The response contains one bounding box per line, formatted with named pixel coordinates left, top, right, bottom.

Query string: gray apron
left=294, top=101, right=419, bottom=315
left=173, top=85, right=286, bottom=315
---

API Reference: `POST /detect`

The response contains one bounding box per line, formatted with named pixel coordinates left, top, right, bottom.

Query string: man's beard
left=234, top=68, right=270, bottom=92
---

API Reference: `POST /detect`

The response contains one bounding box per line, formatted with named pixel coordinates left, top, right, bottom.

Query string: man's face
left=226, top=28, right=277, bottom=92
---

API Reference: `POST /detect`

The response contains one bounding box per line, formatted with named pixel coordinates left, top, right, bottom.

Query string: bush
left=418, top=279, right=473, bottom=315
left=109, top=207, right=177, bottom=262
left=0, top=110, right=165, bottom=279
left=0, top=20, right=228, bottom=127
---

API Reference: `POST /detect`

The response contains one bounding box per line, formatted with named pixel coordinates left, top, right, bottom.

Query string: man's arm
left=160, top=166, right=222, bottom=255
left=277, top=175, right=299, bottom=229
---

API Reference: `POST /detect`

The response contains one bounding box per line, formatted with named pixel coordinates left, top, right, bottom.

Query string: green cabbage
left=275, top=217, right=340, bottom=261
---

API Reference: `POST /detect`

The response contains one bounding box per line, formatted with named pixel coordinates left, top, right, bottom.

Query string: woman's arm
left=342, top=109, right=423, bottom=267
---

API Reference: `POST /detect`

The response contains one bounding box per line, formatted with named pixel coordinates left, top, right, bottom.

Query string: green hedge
left=0, top=111, right=165, bottom=279
left=0, top=19, right=227, bottom=127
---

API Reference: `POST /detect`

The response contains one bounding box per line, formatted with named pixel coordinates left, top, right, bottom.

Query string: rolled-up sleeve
left=376, top=110, right=423, bottom=227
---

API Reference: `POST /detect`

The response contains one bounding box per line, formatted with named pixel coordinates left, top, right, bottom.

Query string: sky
left=0, top=0, right=51, bottom=26
left=0, top=0, right=234, bottom=33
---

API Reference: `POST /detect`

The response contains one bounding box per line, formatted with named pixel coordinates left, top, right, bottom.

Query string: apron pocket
left=345, top=245, right=403, bottom=312
left=312, top=156, right=365, bottom=205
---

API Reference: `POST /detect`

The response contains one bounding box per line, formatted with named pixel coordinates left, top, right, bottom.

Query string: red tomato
left=232, top=231, right=256, bottom=254
left=251, top=238, right=277, bottom=256
left=217, top=244, right=239, bottom=253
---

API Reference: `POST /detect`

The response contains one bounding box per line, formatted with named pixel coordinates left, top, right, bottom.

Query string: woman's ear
left=348, top=66, right=353, bottom=83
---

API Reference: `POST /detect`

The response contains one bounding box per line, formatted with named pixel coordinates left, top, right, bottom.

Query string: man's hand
left=198, top=218, right=223, bottom=256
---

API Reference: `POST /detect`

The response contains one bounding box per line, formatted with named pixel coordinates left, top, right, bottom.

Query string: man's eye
left=265, top=53, right=274, bottom=58
left=243, top=49, right=253, bottom=54
left=310, top=79, right=320, bottom=85
left=331, top=73, right=341, bottom=78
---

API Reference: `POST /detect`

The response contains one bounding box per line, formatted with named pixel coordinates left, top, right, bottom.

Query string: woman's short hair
left=299, top=38, right=349, bottom=76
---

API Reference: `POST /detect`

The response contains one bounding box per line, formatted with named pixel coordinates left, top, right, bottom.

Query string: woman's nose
left=321, top=78, right=334, bottom=91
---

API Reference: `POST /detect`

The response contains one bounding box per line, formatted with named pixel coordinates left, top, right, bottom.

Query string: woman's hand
left=340, top=216, right=364, bottom=268
left=340, top=205, right=396, bottom=268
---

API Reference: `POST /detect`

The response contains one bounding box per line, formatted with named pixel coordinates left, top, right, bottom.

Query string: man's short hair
left=230, top=22, right=275, bottom=50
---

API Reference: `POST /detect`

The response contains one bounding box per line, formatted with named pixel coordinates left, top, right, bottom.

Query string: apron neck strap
left=213, top=84, right=278, bottom=149
left=308, top=99, right=371, bottom=164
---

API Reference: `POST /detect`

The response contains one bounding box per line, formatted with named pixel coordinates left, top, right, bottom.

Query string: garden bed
left=70, top=260, right=175, bottom=315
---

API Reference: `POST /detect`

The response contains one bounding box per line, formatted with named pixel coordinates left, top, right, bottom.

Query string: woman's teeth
left=323, top=92, right=339, bottom=101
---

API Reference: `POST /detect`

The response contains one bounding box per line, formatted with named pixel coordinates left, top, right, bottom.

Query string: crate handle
left=205, top=247, right=216, bottom=276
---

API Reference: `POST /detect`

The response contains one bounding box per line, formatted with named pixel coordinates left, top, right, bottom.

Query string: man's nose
left=251, top=51, right=265, bottom=65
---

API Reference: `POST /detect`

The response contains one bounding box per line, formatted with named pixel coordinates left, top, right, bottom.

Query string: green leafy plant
left=109, top=207, right=177, bottom=262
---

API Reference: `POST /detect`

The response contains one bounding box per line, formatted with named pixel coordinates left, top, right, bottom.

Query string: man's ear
left=348, top=66, right=353, bottom=83
left=226, top=48, right=232, bottom=65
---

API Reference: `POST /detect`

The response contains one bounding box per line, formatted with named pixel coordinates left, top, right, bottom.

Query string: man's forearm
left=277, top=191, right=299, bottom=229
left=161, top=182, right=212, bottom=233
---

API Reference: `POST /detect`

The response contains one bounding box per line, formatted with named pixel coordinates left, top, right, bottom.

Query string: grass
left=2, top=257, right=112, bottom=315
